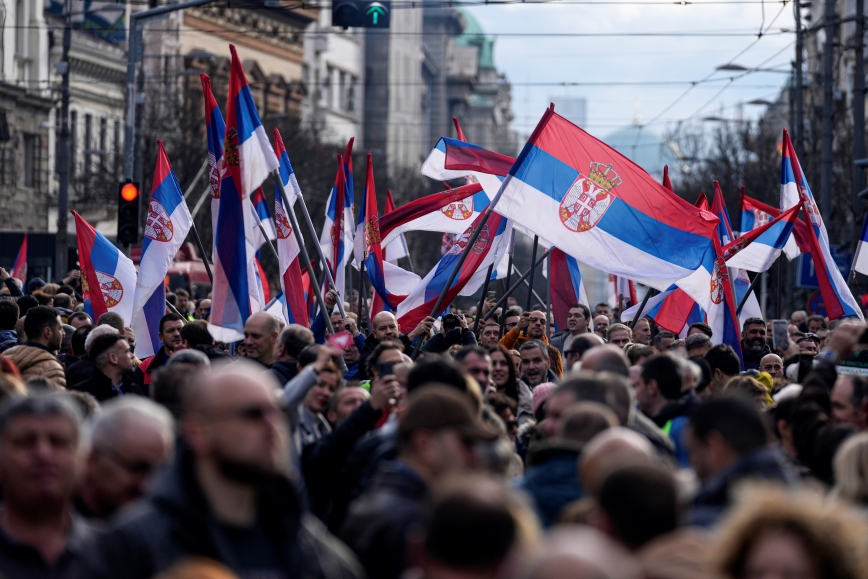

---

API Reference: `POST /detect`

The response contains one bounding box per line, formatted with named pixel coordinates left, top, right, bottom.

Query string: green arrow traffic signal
left=365, top=3, right=387, bottom=25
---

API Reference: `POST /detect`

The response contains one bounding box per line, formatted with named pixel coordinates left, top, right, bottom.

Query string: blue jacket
left=0, top=330, right=17, bottom=354
left=517, top=441, right=584, bottom=527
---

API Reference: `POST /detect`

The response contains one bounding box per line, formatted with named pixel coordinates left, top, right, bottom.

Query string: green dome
left=455, top=9, right=496, bottom=69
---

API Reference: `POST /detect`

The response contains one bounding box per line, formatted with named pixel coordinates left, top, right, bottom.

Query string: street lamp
left=55, top=1, right=124, bottom=277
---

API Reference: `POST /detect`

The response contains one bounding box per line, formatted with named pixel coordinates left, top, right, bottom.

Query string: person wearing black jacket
left=421, top=313, right=477, bottom=354
left=70, top=333, right=143, bottom=401
left=269, top=325, right=315, bottom=386
left=358, top=312, right=433, bottom=378
left=303, top=376, right=398, bottom=519
left=85, top=360, right=362, bottom=579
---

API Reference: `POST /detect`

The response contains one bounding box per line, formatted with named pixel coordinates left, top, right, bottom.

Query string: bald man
left=88, top=361, right=363, bottom=578
left=358, top=311, right=433, bottom=379
left=243, top=311, right=281, bottom=367
left=579, top=427, right=656, bottom=498
left=759, top=353, right=784, bottom=380
left=525, top=527, right=643, bottom=579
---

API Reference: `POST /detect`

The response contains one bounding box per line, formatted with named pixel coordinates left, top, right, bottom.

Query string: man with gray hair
left=519, top=340, right=556, bottom=387
left=0, top=393, right=91, bottom=578
left=269, top=324, right=315, bottom=385
left=76, top=397, right=174, bottom=520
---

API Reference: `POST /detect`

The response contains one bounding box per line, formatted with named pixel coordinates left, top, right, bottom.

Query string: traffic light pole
left=124, top=0, right=217, bottom=181
left=55, top=0, right=73, bottom=278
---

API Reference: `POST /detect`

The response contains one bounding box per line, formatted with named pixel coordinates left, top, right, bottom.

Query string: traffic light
left=117, top=180, right=140, bottom=246
left=332, top=0, right=390, bottom=28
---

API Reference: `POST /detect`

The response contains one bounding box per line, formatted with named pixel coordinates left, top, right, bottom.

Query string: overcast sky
left=462, top=0, right=797, bottom=143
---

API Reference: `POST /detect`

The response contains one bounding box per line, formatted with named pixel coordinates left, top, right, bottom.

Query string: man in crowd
left=242, top=311, right=280, bottom=368
left=326, top=387, right=371, bottom=428
left=632, top=318, right=652, bottom=346
left=830, top=374, right=868, bottom=431
left=65, top=324, right=119, bottom=387
left=269, top=324, right=315, bottom=385
left=688, top=395, right=798, bottom=527
left=76, top=397, right=174, bottom=520
left=685, top=333, right=712, bottom=357
left=701, top=344, right=740, bottom=399
left=806, top=314, right=827, bottom=334
left=87, top=360, right=362, bottom=579
left=358, top=312, right=432, bottom=379
left=760, top=353, right=785, bottom=380
left=635, top=355, right=698, bottom=464
left=455, top=345, right=492, bottom=389
left=593, top=315, right=609, bottom=341
left=173, top=288, right=193, bottom=320
left=341, top=316, right=367, bottom=380
left=501, top=311, right=563, bottom=376
left=519, top=340, right=557, bottom=388
left=478, top=319, right=502, bottom=350
left=67, top=312, right=92, bottom=329
left=606, top=323, right=632, bottom=349
left=341, top=385, right=497, bottom=579
left=652, top=331, right=676, bottom=353
left=502, top=309, right=521, bottom=336
left=70, top=333, right=142, bottom=401
left=687, top=322, right=713, bottom=338
left=550, top=304, right=591, bottom=356
left=135, top=313, right=186, bottom=390
left=564, top=334, right=605, bottom=371
left=741, top=317, right=771, bottom=371
left=195, top=298, right=211, bottom=320
left=594, top=302, right=612, bottom=320
left=0, top=394, right=90, bottom=578
left=3, top=305, right=66, bottom=388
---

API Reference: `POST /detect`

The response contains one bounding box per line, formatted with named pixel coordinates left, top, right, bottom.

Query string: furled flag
left=397, top=213, right=513, bottom=331
left=10, top=233, right=27, bottom=285
left=378, top=183, right=484, bottom=247
left=494, top=108, right=719, bottom=304
left=608, top=274, right=637, bottom=310
left=359, top=154, right=421, bottom=313
left=724, top=202, right=803, bottom=273
left=132, top=140, right=194, bottom=358
left=209, top=44, right=279, bottom=342
left=695, top=192, right=709, bottom=211
left=549, top=248, right=591, bottom=333
left=662, top=165, right=673, bottom=192
left=343, top=139, right=357, bottom=267
left=273, top=128, right=310, bottom=327
left=383, top=189, right=409, bottom=265
left=252, top=187, right=277, bottom=241
left=201, top=74, right=224, bottom=262
left=319, top=155, right=351, bottom=298
left=740, top=186, right=806, bottom=259
left=711, top=183, right=762, bottom=324
left=779, top=129, right=863, bottom=320
left=853, top=211, right=868, bottom=277
left=72, top=211, right=137, bottom=324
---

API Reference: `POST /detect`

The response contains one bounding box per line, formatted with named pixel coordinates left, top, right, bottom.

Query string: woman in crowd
left=490, top=345, right=533, bottom=426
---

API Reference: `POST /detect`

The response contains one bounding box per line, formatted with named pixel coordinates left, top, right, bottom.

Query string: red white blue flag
left=379, top=183, right=484, bottom=248
left=10, top=234, right=26, bottom=285
left=549, top=248, right=590, bottom=333
left=132, top=141, right=194, bottom=358
left=383, top=189, right=409, bottom=264
left=201, top=74, right=224, bottom=263
left=779, top=129, right=863, bottom=320
left=72, top=211, right=137, bottom=325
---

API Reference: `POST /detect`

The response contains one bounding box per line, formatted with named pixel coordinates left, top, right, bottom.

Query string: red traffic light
left=120, top=183, right=139, bottom=202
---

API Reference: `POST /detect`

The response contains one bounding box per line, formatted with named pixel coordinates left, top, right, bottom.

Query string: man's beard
left=745, top=338, right=765, bottom=354
left=217, top=457, right=280, bottom=486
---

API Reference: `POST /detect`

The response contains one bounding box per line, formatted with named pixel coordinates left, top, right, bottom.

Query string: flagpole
left=628, top=288, right=655, bottom=330
left=545, top=254, right=551, bottom=337
left=289, top=176, right=347, bottom=319
left=499, top=231, right=515, bottom=338
left=511, top=264, right=546, bottom=306
left=525, top=235, right=539, bottom=311
left=165, top=300, right=189, bottom=323
left=282, top=185, right=338, bottom=339
left=183, top=159, right=209, bottom=200
left=736, top=271, right=763, bottom=316
left=473, top=264, right=495, bottom=335
left=480, top=249, right=553, bottom=325
left=188, top=222, right=214, bottom=285
left=357, top=261, right=365, bottom=322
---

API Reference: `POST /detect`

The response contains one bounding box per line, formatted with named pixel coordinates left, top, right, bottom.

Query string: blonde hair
left=713, top=486, right=868, bottom=579
left=41, top=283, right=60, bottom=296
left=832, top=432, right=868, bottom=506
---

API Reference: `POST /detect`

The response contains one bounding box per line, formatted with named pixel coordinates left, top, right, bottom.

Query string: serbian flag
left=10, top=234, right=27, bottom=285
left=252, top=187, right=277, bottom=241
left=495, top=108, right=719, bottom=305
left=359, top=154, right=421, bottom=312
left=608, top=274, right=637, bottom=309
left=72, top=211, right=137, bottom=324
left=549, top=248, right=590, bottom=332
left=209, top=45, right=279, bottom=342
left=132, top=141, right=194, bottom=358
left=740, top=187, right=806, bottom=260
left=711, top=182, right=735, bottom=245
left=853, top=212, right=868, bottom=277
left=379, top=182, right=484, bottom=247
left=201, top=74, right=224, bottom=263
left=383, top=189, right=409, bottom=264
left=273, top=128, right=309, bottom=327
left=724, top=202, right=803, bottom=273
left=319, top=155, right=352, bottom=298
left=622, top=286, right=704, bottom=336
left=397, top=213, right=513, bottom=331
left=779, top=130, right=863, bottom=320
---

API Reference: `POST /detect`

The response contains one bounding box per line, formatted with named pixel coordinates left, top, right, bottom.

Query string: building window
left=347, top=79, right=356, bottom=113
left=0, top=145, right=14, bottom=186
left=84, top=114, right=93, bottom=179
left=338, top=71, right=346, bottom=110
left=99, top=118, right=107, bottom=171
left=113, top=120, right=121, bottom=178
left=22, top=134, right=36, bottom=188
left=323, top=67, right=333, bottom=108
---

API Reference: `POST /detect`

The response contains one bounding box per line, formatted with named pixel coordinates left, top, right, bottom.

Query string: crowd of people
left=2, top=265, right=868, bottom=579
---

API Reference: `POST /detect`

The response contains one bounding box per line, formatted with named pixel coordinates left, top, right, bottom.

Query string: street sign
left=796, top=245, right=852, bottom=289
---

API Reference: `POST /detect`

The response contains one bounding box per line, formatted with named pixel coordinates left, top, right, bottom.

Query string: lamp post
left=55, top=1, right=124, bottom=277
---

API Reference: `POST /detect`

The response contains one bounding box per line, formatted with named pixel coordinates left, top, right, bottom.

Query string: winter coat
left=517, top=440, right=584, bottom=527
left=269, top=360, right=300, bottom=387
left=70, top=367, right=143, bottom=402
left=340, top=460, right=427, bottom=579
left=0, top=329, right=17, bottom=353
left=3, top=343, right=65, bottom=388
left=84, top=445, right=363, bottom=579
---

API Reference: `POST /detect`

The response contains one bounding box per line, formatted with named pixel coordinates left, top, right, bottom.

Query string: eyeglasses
left=97, top=446, right=158, bottom=477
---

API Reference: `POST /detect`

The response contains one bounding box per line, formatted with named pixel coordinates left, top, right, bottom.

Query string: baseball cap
left=400, top=385, right=499, bottom=443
